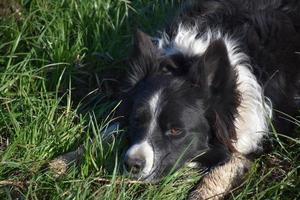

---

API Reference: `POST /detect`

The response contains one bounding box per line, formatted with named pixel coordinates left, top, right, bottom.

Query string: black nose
left=124, top=155, right=146, bottom=174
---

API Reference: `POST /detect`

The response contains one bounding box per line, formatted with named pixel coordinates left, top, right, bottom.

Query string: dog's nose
left=124, top=155, right=146, bottom=174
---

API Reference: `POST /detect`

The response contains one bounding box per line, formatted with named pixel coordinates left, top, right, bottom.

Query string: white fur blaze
left=124, top=141, right=154, bottom=176
left=148, top=91, right=161, bottom=134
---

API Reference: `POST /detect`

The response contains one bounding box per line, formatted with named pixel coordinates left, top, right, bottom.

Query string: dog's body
left=116, top=0, right=300, bottom=199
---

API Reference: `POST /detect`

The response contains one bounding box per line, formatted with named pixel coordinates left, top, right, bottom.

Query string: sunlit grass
left=0, top=0, right=299, bottom=199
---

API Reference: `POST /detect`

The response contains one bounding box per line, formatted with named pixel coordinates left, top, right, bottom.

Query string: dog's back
left=163, top=0, right=300, bottom=134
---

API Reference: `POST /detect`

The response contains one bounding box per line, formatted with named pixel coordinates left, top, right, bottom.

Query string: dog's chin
left=125, top=170, right=162, bottom=183
left=126, top=174, right=159, bottom=183
left=140, top=176, right=160, bottom=183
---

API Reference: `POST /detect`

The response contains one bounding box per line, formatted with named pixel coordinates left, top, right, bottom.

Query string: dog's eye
left=169, top=128, right=183, bottom=136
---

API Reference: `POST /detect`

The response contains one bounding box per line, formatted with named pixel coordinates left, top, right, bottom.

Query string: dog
left=113, top=0, right=300, bottom=199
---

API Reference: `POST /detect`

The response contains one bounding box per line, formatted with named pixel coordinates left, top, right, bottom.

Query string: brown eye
left=169, top=128, right=182, bottom=136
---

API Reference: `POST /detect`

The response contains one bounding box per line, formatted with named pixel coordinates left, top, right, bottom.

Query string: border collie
left=113, top=0, right=300, bottom=199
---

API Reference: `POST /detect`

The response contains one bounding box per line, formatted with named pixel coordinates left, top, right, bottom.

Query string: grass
left=0, top=0, right=299, bottom=199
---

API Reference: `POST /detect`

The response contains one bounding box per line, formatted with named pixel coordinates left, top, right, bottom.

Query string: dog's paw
left=187, top=190, right=205, bottom=200
left=187, top=153, right=252, bottom=200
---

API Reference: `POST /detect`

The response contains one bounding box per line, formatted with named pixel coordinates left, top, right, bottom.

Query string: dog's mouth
left=122, top=147, right=209, bottom=182
left=122, top=162, right=158, bottom=182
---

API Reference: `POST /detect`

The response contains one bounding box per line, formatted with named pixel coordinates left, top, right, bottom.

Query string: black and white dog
left=114, top=0, right=300, bottom=198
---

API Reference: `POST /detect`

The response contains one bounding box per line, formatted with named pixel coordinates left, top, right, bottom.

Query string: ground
left=0, top=0, right=299, bottom=199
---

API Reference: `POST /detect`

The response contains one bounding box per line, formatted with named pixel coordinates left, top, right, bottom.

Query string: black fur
left=116, top=0, right=300, bottom=181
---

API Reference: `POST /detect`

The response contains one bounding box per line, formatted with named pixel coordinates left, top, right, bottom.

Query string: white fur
left=148, top=91, right=161, bottom=134
left=124, top=91, right=162, bottom=178
left=149, top=91, right=161, bottom=114
left=224, top=39, right=272, bottom=154
left=159, top=25, right=272, bottom=154
left=124, top=141, right=154, bottom=176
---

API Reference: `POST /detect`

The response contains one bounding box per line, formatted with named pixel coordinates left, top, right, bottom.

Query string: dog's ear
left=132, top=29, right=158, bottom=59
left=189, top=39, right=240, bottom=152
left=189, top=39, right=236, bottom=94
left=117, top=30, right=158, bottom=125
left=125, top=30, right=160, bottom=91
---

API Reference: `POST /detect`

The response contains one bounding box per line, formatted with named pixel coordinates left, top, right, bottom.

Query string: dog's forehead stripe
left=148, top=90, right=162, bottom=135
left=149, top=90, right=161, bottom=114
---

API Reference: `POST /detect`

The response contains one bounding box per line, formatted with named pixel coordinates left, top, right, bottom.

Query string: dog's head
left=118, top=31, right=240, bottom=181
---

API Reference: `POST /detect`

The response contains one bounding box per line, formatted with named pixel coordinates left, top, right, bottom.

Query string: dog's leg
left=188, top=153, right=252, bottom=200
